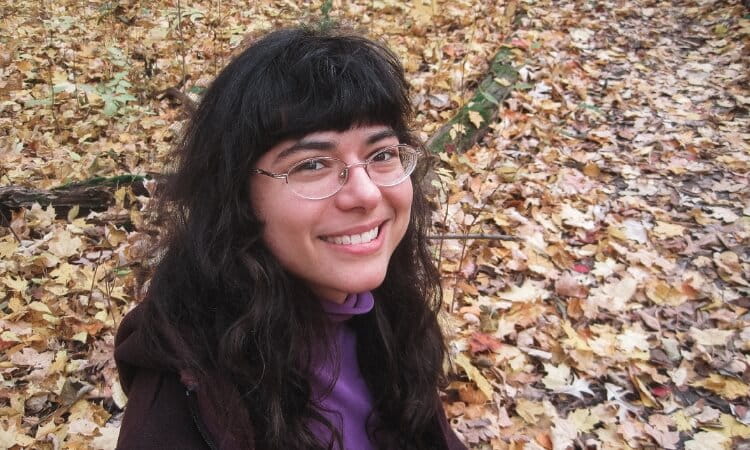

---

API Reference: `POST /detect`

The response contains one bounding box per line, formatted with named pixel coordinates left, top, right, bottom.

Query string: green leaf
left=188, top=86, right=206, bottom=95
left=479, top=89, right=500, bottom=106
left=103, top=101, right=118, bottom=116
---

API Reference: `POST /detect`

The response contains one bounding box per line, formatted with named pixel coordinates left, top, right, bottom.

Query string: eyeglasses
left=251, top=144, right=420, bottom=200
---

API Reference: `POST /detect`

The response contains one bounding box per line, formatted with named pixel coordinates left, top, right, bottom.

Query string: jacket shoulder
left=116, top=367, right=208, bottom=450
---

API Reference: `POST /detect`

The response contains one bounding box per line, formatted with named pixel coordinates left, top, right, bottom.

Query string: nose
left=334, top=163, right=381, bottom=211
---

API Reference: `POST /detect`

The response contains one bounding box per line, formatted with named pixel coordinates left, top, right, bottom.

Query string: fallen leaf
left=468, top=110, right=484, bottom=128
left=684, top=430, right=731, bottom=450
left=453, top=353, right=493, bottom=401
left=554, top=271, right=589, bottom=298
left=497, top=279, right=550, bottom=302
left=689, top=327, right=734, bottom=346
left=691, top=374, right=750, bottom=400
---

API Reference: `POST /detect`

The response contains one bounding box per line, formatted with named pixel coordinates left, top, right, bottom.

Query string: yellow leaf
left=15, top=433, right=35, bottom=447
left=562, top=321, right=591, bottom=351
left=653, top=221, right=685, bottom=237
left=0, top=240, right=18, bottom=258
left=568, top=408, right=599, bottom=433
left=719, top=414, right=750, bottom=438
left=691, top=374, right=750, bottom=400
left=2, top=276, right=27, bottom=292
left=50, top=350, right=68, bottom=373
left=685, top=431, right=730, bottom=450
left=515, top=398, right=545, bottom=424
left=450, top=123, right=466, bottom=139
left=646, top=280, right=688, bottom=306
left=94, top=310, right=109, bottom=323
left=72, top=331, right=88, bottom=343
left=671, top=410, right=694, bottom=432
left=67, top=204, right=80, bottom=222
left=467, top=110, right=484, bottom=128
left=28, top=301, right=52, bottom=314
left=452, top=353, right=493, bottom=401
left=630, top=371, right=660, bottom=408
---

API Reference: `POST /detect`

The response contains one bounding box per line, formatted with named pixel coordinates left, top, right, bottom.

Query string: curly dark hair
left=138, top=25, right=447, bottom=449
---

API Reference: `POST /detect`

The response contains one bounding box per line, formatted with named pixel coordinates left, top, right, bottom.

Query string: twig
left=103, top=268, right=119, bottom=330
left=88, top=249, right=104, bottom=313
left=435, top=175, right=451, bottom=280
left=176, top=0, right=187, bottom=87
left=41, top=9, right=59, bottom=131
left=450, top=157, right=504, bottom=312
left=427, top=233, right=518, bottom=241
left=0, top=210, right=22, bottom=243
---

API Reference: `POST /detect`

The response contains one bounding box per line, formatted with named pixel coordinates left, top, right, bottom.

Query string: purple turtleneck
left=308, top=291, right=376, bottom=450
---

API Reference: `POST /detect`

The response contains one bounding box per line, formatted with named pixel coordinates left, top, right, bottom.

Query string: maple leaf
left=515, top=398, right=546, bottom=424
left=586, top=276, right=638, bottom=313
left=47, top=229, right=84, bottom=258
left=616, top=325, right=650, bottom=354
left=542, top=363, right=571, bottom=390
left=567, top=408, right=599, bottom=433
left=497, top=279, right=549, bottom=302
left=469, top=332, right=503, bottom=354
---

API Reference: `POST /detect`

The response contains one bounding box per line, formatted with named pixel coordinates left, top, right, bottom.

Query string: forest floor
left=1, top=0, right=749, bottom=449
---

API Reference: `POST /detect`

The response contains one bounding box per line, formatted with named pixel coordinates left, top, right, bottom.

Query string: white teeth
left=324, top=226, right=379, bottom=245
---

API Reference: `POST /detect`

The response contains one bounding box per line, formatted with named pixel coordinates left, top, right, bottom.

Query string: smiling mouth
left=322, top=225, right=380, bottom=245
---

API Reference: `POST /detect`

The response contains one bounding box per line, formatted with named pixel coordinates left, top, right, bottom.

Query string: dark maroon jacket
left=115, top=304, right=467, bottom=449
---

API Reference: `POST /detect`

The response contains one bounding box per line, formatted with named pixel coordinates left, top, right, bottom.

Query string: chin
left=325, top=272, right=388, bottom=297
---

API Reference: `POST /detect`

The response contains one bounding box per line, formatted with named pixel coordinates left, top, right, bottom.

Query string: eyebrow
left=274, top=129, right=398, bottom=162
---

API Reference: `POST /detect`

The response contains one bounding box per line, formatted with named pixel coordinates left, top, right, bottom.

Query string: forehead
left=261, top=125, right=399, bottom=166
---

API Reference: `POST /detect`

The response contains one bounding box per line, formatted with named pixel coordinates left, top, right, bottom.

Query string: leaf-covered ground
left=1, top=0, right=749, bottom=448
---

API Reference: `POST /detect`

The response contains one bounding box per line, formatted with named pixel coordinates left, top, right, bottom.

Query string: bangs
left=238, top=29, right=412, bottom=149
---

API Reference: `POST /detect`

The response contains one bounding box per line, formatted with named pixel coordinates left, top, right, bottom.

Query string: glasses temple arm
left=251, top=168, right=288, bottom=180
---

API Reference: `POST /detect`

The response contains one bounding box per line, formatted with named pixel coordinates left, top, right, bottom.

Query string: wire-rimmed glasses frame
left=250, top=144, right=420, bottom=200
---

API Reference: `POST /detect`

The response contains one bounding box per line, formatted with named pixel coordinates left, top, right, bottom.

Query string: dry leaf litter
left=1, top=0, right=749, bottom=448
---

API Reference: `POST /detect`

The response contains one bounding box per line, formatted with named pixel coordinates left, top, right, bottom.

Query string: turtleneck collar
left=320, top=291, right=374, bottom=322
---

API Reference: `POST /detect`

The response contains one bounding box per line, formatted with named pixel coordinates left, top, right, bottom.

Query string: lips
left=321, top=225, right=379, bottom=245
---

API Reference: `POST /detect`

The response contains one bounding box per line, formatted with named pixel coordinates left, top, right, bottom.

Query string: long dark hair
left=139, top=25, right=446, bottom=449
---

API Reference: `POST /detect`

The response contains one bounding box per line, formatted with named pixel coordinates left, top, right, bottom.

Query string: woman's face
left=250, top=125, right=414, bottom=303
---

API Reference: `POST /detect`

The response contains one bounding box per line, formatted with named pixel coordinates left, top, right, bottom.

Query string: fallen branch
left=1, top=42, right=521, bottom=225
left=0, top=175, right=151, bottom=224
left=426, top=46, right=518, bottom=154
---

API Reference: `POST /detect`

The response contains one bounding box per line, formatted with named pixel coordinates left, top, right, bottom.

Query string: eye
left=370, top=146, right=399, bottom=163
left=294, top=158, right=329, bottom=172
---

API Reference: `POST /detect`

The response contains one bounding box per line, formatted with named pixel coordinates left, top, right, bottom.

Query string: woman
left=115, top=25, right=466, bottom=450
